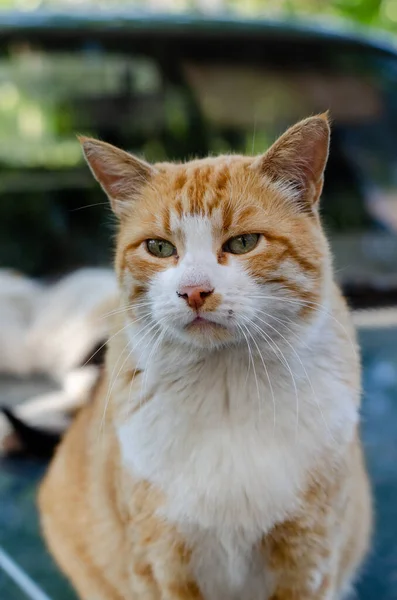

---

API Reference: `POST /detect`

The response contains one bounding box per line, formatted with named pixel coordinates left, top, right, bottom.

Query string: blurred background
left=0, top=1, right=397, bottom=599
left=0, top=0, right=397, bottom=303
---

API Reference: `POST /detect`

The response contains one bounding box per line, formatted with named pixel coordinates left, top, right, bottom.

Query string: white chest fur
left=117, top=343, right=357, bottom=599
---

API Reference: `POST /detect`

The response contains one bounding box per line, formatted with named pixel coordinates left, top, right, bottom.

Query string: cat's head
left=80, top=115, right=331, bottom=353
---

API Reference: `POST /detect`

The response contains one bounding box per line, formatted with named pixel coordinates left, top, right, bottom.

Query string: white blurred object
left=353, top=307, right=397, bottom=329
left=1, top=366, right=99, bottom=433
left=0, top=267, right=118, bottom=453
left=0, top=267, right=117, bottom=378
left=0, top=270, right=43, bottom=376
left=26, top=268, right=118, bottom=379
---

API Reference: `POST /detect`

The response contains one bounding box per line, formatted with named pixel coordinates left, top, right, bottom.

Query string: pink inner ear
left=257, top=115, right=330, bottom=207
left=80, top=138, right=155, bottom=216
left=86, top=152, right=122, bottom=198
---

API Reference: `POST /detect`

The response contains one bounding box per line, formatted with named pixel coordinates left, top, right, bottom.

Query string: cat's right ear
left=78, top=137, right=155, bottom=218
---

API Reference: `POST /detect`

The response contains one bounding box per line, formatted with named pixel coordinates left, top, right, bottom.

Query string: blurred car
left=0, top=11, right=397, bottom=600
left=1, top=11, right=397, bottom=309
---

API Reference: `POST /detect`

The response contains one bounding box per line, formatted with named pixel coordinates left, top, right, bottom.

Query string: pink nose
left=177, top=285, right=214, bottom=310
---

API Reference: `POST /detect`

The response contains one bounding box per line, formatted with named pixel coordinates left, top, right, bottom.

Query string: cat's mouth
left=181, top=315, right=233, bottom=346
left=185, top=316, right=226, bottom=331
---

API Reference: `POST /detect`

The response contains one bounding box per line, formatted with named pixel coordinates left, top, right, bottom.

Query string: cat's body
left=39, top=115, right=371, bottom=599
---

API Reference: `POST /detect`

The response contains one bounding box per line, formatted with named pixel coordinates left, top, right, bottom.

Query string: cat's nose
left=177, top=285, right=214, bottom=310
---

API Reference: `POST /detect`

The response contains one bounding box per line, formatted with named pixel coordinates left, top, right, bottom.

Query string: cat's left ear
left=78, top=137, right=156, bottom=218
left=253, top=113, right=330, bottom=211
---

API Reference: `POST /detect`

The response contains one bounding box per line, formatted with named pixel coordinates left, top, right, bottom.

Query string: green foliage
left=1, top=0, right=396, bottom=31
left=226, top=0, right=396, bottom=31
left=329, top=0, right=396, bottom=30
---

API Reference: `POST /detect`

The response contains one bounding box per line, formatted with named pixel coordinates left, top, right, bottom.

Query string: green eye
left=146, top=239, right=176, bottom=258
left=223, top=233, right=259, bottom=255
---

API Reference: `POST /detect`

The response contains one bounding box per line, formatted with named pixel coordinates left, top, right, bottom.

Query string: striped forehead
left=171, top=162, right=230, bottom=211
left=160, top=162, right=231, bottom=227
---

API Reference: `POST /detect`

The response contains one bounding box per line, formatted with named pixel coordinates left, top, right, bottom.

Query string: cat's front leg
left=159, top=582, right=203, bottom=600
left=269, top=578, right=336, bottom=600
left=130, top=528, right=204, bottom=600
left=151, top=553, right=204, bottom=600
left=264, top=519, right=338, bottom=600
left=129, top=562, right=202, bottom=600
left=268, top=561, right=338, bottom=600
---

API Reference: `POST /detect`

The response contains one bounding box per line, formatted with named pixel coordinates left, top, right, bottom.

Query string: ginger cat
left=39, top=115, right=371, bottom=600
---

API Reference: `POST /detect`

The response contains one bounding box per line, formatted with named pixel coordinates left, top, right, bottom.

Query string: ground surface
left=0, top=326, right=397, bottom=599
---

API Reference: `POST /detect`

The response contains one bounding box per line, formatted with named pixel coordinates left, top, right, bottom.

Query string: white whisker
left=241, top=316, right=300, bottom=437
left=98, top=317, right=158, bottom=437
left=250, top=293, right=358, bottom=357
left=235, top=323, right=252, bottom=387
left=255, top=313, right=335, bottom=442
left=126, top=317, right=170, bottom=411
left=99, top=301, right=154, bottom=319
left=238, top=316, right=276, bottom=431
left=140, top=326, right=168, bottom=401
left=86, top=311, right=152, bottom=366
left=238, top=323, right=261, bottom=414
